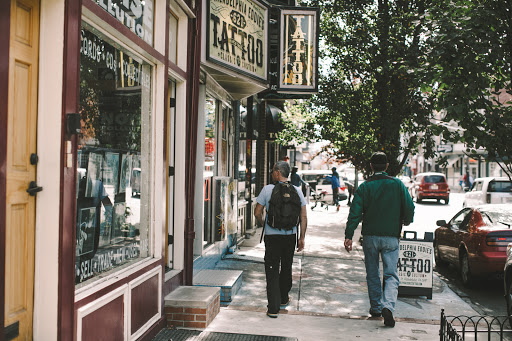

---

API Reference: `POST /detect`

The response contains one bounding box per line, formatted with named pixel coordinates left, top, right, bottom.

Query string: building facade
left=0, top=0, right=317, bottom=340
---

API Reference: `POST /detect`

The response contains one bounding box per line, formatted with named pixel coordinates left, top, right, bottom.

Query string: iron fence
left=440, top=309, right=512, bottom=341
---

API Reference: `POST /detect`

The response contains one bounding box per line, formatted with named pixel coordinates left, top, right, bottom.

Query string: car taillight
left=486, top=235, right=512, bottom=246
left=340, top=186, right=346, bottom=191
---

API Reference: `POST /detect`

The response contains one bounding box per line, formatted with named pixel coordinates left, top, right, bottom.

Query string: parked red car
left=410, top=172, right=450, bottom=204
left=434, top=204, right=512, bottom=286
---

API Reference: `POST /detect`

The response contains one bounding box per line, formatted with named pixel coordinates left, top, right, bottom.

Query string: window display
left=76, top=23, right=152, bottom=286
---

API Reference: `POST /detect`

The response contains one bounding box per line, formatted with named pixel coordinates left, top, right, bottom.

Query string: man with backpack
left=254, top=161, right=308, bottom=318
left=344, top=152, right=415, bottom=327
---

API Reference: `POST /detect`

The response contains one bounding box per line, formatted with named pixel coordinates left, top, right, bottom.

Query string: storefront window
left=75, top=23, right=153, bottom=287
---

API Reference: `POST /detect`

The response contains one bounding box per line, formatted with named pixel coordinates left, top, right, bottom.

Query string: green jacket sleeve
left=401, top=182, right=415, bottom=225
left=345, top=186, right=364, bottom=240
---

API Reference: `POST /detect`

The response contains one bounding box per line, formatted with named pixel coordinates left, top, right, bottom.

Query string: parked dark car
left=435, top=204, right=512, bottom=286
left=410, top=172, right=450, bottom=204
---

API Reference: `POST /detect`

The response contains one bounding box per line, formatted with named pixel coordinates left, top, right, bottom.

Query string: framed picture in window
left=77, top=207, right=97, bottom=256
left=111, top=202, right=127, bottom=244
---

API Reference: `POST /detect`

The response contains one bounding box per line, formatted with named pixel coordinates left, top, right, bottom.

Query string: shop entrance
left=5, top=0, right=40, bottom=339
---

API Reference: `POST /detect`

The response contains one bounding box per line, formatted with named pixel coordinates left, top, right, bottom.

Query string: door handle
left=26, top=181, right=43, bottom=196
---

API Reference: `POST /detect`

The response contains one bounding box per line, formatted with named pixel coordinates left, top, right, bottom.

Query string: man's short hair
left=370, top=152, right=388, bottom=172
left=274, top=161, right=291, bottom=178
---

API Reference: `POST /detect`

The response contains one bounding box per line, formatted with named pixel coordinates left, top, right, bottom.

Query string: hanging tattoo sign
left=279, top=8, right=319, bottom=93
left=207, top=0, right=268, bottom=81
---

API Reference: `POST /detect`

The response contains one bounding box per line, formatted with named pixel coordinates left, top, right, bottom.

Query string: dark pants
left=264, top=234, right=296, bottom=313
left=332, top=187, right=339, bottom=205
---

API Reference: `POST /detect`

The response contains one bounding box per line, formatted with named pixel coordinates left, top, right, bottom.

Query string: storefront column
left=60, top=0, right=82, bottom=338
left=184, top=0, right=202, bottom=286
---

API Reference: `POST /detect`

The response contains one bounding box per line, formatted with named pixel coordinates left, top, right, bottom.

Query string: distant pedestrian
left=344, top=152, right=415, bottom=327
left=345, top=180, right=354, bottom=205
left=290, top=166, right=308, bottom=188
left=254, top=161, right=308, bottom=318
left=332, top=166, right=340, bottom=179
left=331, top=170, right=341, bottom=209
left=463, top=172, right=470, bottom=190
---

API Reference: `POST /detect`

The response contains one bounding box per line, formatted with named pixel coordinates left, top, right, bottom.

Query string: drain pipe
left=184, top=0, right=202, bottom=286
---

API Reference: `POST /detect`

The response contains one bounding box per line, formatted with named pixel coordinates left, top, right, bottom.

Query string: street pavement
left=202, top=202, right=481, bottom=340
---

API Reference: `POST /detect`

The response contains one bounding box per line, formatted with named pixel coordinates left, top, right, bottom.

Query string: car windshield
left=488, top=180, right=512, bottom=193
left=481, top=208, right=512, bottom=226
left=424, top=175, right=445, bottom=183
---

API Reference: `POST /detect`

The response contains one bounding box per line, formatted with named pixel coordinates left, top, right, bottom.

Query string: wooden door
left=5, top=0, right=39, bottom=339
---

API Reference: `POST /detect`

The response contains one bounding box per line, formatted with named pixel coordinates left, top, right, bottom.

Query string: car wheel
left=434, top=243, right=448, bottom=267
left=460, top=252, right=473, bottom=287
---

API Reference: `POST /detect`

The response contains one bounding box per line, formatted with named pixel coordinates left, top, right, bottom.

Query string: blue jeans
left=362, top=235, right=400, bottom=313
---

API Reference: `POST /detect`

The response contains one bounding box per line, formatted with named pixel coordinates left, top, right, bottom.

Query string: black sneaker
left=369, top=309, right=381, bottom=317
left=280, top=296, right=291, bottom=308
left=382, top=308, right=395, bottom=327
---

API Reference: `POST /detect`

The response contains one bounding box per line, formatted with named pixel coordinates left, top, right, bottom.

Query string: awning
left=446, top=156, right=461, bottom=168
left=266, top=104, right=285, bottom=140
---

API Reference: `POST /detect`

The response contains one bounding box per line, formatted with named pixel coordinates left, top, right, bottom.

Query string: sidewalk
left=198, top=203, right=479, bottom=340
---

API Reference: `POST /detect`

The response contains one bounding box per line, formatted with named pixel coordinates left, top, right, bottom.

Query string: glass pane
left=76, top=23, right=152, bottom=286
left=424, top=175, right=445, bottom=183
left=204, top=97, right=216, bottom=246
left=489, top=181, right=512, bottom=192
left=168, top=12, right=178, bottom=64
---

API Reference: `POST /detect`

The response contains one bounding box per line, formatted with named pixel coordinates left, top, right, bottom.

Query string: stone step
left=193, top=269, right=243, bottom=303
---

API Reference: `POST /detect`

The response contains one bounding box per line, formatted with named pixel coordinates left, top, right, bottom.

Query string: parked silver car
left=463, top=177, right=512, bottom=207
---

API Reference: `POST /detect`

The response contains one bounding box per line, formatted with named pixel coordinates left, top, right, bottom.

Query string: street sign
left=437, top=144, right=453, bottom=153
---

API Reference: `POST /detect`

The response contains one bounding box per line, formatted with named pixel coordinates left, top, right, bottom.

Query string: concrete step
left=193, top=269, right=243, bottom=303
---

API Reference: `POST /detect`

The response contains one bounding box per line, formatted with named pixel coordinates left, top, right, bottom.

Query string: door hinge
left=169, top=166, right=174, bottom=176
left=168, top=234, right=174, bottom=245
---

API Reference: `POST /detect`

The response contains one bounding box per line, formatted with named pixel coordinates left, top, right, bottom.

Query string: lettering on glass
left=94, top=0, right=154, bottom=46
left=208, top=0, right=267, bottom=80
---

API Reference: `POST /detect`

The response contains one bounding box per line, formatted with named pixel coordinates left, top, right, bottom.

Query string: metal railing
left=440, top=309, right=512, bottom=341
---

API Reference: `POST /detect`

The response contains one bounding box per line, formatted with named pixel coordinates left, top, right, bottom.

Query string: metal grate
left=152, top=329, right=298, bottom=341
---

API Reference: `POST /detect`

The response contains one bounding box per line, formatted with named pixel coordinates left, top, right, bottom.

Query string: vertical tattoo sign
left=279, top=8, right=319, bottom=93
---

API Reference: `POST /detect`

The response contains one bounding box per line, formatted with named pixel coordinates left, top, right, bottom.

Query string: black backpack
left=266, top=182, right=302, bottom=230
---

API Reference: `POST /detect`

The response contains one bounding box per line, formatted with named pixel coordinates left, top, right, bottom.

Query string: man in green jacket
left=344, top=152, right=415, bottom=327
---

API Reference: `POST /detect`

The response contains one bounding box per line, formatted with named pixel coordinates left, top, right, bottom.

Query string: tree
left=288, top=0, right=441, bottom=177
left=425, top=0, right=512, bottom=178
